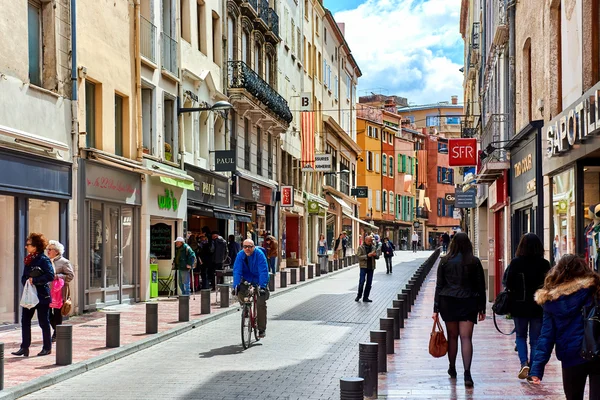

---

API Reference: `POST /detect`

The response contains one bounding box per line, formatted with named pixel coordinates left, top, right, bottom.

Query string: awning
left=235, top=214, right=252, bottom=223
left=213, top=210, right=234, bottom=220
left=304, top=191, right=329, bottom=208
left=330, top=195, right=353, bottom=214
left=213, top=207, right=253, bottom=222
left=342, top=210, right=378, bottom=230
left=159, top=176, right=195, bottom=190
left=188, top=203, right=213, bottom=217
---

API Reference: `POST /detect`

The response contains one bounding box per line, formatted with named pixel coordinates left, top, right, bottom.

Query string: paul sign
left=214, top=150, right=236, bottom=172
left=448, top=138, right=477, bottom=166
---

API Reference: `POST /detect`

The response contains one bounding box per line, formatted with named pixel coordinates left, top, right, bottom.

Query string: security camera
left=358, top=156, right=364, bottom=162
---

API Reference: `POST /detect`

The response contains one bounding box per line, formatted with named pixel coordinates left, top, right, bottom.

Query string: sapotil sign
left=546, top=83, right=600, bottom=157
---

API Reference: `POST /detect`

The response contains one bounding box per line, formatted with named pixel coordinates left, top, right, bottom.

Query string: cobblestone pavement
left=20, top=251, right=429, bottom=400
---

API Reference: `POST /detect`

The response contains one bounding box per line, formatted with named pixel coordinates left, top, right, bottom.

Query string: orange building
left=380, top=110, right=400, bottom=243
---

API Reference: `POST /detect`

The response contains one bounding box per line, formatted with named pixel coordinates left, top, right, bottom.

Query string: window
left=426, top=115, right=440, bottom=127
left=406, top=116, right=415, bottom=124
left=382, top=154, right=387, bottom=176
left=325, top=144, right=336, bottom=187
left=345, top=73, right=351, bottom=100
left=318, top=52, right=322, bottom=82
left=297, top=28, right=302, bottom=60
left=315, top=17, right=319, bottom=35
left=390, top=192, right=394, bottom=215
left=375, top=153, right=380, bottom=173
left=396, top=194, right=401, bottom=219
left=267, top=132, right=273, bottom=179
left=304, top=0, right=308, bottom=19
left=257, top=127, right=262, bottom=176
left=383, top=190, right=387, bottom=212
left=115, top=94, right=124, bottom=156
left=438, top=141, right=448, bottom=154
left=142, top=87, right=154, bottom=154
left=334, top=76, right=338, bottom=99
left=376, top=190, right=381, bottom=211
left=366, top=151, right=373, bottom=170
left=0, top=195, right=15, bottom=324
left=437, top=197, right=455, bottom=217
left=242, top=30, right=250, bottom=64
left=291, top=20, right=296, bottom=53
left=229, top=109, right=237, bottom=152
left=212, top=11, right=221, bottom=64
left=28, top=0, right=42, bottom=86
left=389, top=156, right=393, bottom=177
left=340, top=157, right=350, bottom=195
left=446, top=116, right=461, bottom=125
left=367, top=126, right=373, bottom=137
left=368, top=189, right=373, bottom=211
left=181, top=0, right=191, bottom=42
left=266, top=53, right=275, bottom=87
left=552, top=168, right=575, bottom=262
left=163, top=97, right=175, bottom=161
left=227, top=16, right=235, bottom=61
left=85, top=81, right=97, bottom=148
left=383, top=131, right=387, bottom=143
left=197, top=0, right=206, bottom=53
left=255, top=42, right=262, bottom=77
left=244, top=118, right=250, bottom=170
left=524, top=38, right=533, bottom=121
left=324, top=27, right=327, bottom=43
left=437, top=167, right=454, bottom=184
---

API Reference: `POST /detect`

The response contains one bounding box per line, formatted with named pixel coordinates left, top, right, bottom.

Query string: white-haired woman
left=46, top=240, right=74, bottom=341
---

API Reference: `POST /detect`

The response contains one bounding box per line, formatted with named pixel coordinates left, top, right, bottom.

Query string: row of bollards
left=343, top=248, right=441, bottom=399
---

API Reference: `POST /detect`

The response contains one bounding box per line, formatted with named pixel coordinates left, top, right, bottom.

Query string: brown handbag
left=61, top=284, right=72, bottom=317
left=429, top=315, right=448, bottom=358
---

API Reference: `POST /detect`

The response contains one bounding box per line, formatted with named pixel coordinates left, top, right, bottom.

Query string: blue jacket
left=530, top=278, right=597, bottom=379
left=21, top=253, right=55, bottom=305
left=232, top=249, right=269, bottom=289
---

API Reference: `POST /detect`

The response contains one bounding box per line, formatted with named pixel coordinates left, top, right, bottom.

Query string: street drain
left=326, top=321, right=368, bottom=325
left=80, top=324, right=102, bottom=328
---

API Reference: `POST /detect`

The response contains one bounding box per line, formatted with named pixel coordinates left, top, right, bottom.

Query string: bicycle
left=238, top=281, right=259, bottom=349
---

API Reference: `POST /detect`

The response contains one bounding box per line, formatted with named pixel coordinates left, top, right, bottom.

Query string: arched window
left=389, top=156, right=393, bottom=177
left=242, top=30, right=250, bottom=64
left=390, top=192, right=394, bottom=216
left=382, top=154, right=387, bottom=176
left=383, top=190, right=387, bottom=212
left=227, top=16, right=235, bottom=61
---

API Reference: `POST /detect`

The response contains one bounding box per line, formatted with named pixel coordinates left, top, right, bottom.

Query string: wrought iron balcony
left=241, top=0, right=258, bottom=16
left=161, top=32, right=178, bottom=76
left=228, top=61, right=293, bottom=124
left=141, top=16, right=156, bottom=63
left=268, top=7, right=279, bottom=38
left=258, top=0, right=269, bottom=26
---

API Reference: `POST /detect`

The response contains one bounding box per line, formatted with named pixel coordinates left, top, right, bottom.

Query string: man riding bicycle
left=232, top=239, right=270, bottom=338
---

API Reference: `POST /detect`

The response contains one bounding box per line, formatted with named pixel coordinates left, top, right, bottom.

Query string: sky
left=327, top=0, right=464, bottom=106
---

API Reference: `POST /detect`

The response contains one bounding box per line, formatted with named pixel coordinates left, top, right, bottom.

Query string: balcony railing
left=471, top=22, right=480, bottom=50
left=415, top=208, right=429, bottom=219
left=228, top=61, right=293, bottom=123
left=268, top=7, right=279, bottom=38
left=258, top=0, right=269, bottom=25
left=141, top=16, right=156, bottom=63
left=242, top=0, right=258, bottom=14
left=161, top=32, right=178, bottom=76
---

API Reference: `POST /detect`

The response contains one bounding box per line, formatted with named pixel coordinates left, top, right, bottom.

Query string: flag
left=301, top=111, right=315, bottom=170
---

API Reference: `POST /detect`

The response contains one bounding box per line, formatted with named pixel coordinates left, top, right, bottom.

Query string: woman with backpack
left=503, top=233, right=550, bottom=379
left=528, top=255, right=600, bottom=399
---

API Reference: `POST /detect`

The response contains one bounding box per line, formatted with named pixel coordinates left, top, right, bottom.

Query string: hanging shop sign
left=280, top=185, right=294, bottom=207
left=351, top=186, right=369, bottom=198
left=307, top=200, right=320, bottom=214
left=444, top=193, right=456, bottom=204
left=455, top=188, right=477, bottom=208
left=302, top=154, right=332, bottom=172
left=448, top=138, right=478, bottom=166
left=185, top=166, right=229, bottom=207
left=213, top=150, right=237, bottom=172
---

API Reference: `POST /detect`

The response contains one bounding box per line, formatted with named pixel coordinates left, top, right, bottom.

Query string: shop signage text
left=526, top=179, right=536, bottom=194
left=445, top=193, right=455, bottom=204
left=510, top=136, right=538, bottom=203
left=86, top=162, right=141, bottom=205
left=455, top=188, right=477, bottom=208
left=158, top=188, right=178, bottom=211
left=514, top=153, right=533, bottom=178
left=236, top=177, right=274, bottom=205
left=186, top=167, right=229, bottom=207
left=546, top=85, right=600, bottom=157
left=302, top=154, right=332, bottom=172
left=213, top=150, right=236, bottom=172
left=448, top=138, right=477, bottom=166
left=351, top=186, right=368, bottom=198
left=307, top=200, right=320, bottom=214
left=280, top=185, right=294, bottom=207
left=202, top=182, right=215, bottom=196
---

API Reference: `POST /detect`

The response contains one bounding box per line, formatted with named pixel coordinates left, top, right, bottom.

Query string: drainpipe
left=70, top=0, right=80, bottom=313
left=134, top=0, right=143, bottom=161
left=507, top=0, right=516, bottom=136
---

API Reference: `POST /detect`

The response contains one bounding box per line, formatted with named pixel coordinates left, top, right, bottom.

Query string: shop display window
left=551, top=168, right=575, bottom=262
left=0, top=196, right=15, bottom=325
left=583, top=166, right=600, bottom=271
left=28, top=199, right=59, bottom=242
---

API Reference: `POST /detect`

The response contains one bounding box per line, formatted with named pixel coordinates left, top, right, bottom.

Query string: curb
left=0, top=262, right=359, bottom=400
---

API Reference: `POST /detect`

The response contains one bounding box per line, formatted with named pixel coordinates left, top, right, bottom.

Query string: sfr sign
left=448, top=138, right=477, bottom=166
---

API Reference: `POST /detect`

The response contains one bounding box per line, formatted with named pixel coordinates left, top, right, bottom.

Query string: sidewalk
left=0, top=261, right=347, bottom=396
left=378, top=259, right=571, bottom=399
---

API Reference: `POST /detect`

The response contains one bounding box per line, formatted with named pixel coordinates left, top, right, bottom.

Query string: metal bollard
left=316, top=259, right=322, bottom=276
left=379, top=318, right=395, bottom=354
left=369, top=330, right=387, bottom=373
left=178, top=295, right=190, bottom=322
left=387, top=307, right=401, bottom=339
left=299, top=266, right=306, bottom=281
left=55, top=325, right=72, bottom=366
left=146, top=303, right=158, bottom=334
left=333, top=259, right=338, bottom=271
left=200, top=289, right=211, bottom=315
left=268, top=273, right=275, bottom=292
left=280, top=270, right=287, bottom=288
left=307, top=264, right=314, bottom=279
left=358, top=342, right=378, bottom=398
left=339, top=377, right=364, bottom=400
left=407, top=283, right=416, bottom=305
left=345, top=257, right=350, bottom=268
left=401, top=290, right=412, bottom=313
left=218, top=284, right=230, bottom=308
left=106, top=313, right=120, bottom=348
left=393, top=300, right=405, bottom=328
left=290, top=269, right=297, bottom=284
left=0, top=342, right=3, bottom=391
left=327, top=260, right=333, bottom=273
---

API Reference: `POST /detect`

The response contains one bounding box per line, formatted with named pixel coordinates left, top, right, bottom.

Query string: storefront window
left=0, top=196, right=15, bottom=325
left=122, top=207, right=134, bottom=286
left=90, top=201, right=103, bottom=289
left=552, top=168, right=575, bottom=261
left=29, top=199, right=59, bottom=241
left=583, top=166, right=600, bottom=270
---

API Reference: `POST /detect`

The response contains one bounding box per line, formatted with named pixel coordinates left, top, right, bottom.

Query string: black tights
left=445, top=321, right=475, bottom=372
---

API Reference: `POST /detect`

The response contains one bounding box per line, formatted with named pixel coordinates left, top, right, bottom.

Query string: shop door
left=494, top=209, right=505, bottom=297
left=104, top=206, right=135, bottom=305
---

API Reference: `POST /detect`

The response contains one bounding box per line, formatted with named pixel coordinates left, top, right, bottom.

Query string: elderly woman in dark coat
left=12, top=233, right=54, bottom=357
left=46, top=240, right=74, bottom=341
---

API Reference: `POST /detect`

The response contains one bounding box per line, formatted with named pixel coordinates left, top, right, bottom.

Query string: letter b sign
left=300, top=92, right=311, bottom=111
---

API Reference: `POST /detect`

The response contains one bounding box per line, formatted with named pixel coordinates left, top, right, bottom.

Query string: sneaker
left=258, top=330, right=266, bottom=338
left=518, top=365, right=530, bottom=380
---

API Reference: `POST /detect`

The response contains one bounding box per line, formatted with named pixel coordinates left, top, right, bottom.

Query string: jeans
left=442, top=243, right=449, bottom=253
left=385, top=257, right=393, bottom=273
left=514, top=316, right=543, bottom=366
left=357, top=268, right=374, bottom=300
left=268, top=257, right=276, bottom=275
left=412, top=241, right=418, bottom=252
left=178, top=269, right=191, bottom=295
left=21, top=303, right=52, bottom=351
left=318, top=246, right=326, bottom=256
left=237, top=285, right=270, bottom=332
left=562, top=358, right=600, bottom=400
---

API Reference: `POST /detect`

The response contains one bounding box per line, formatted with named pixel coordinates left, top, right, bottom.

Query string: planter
left=165, top=151, right=172, bottom=161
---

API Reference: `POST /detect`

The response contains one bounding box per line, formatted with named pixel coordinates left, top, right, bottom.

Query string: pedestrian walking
left=412, top=232, right=419, bottom=253
left=441, top=232, right=450, bottom=254
left=382, top=237, right=395, bottom=274
left=503, top=233, right=550, bottom=379
left=355, top=235, right=379, bottom=303
left=432, top=232, right=486, bottom=387
left=197, top=232, right=212, bottom=290
left=334, top=233, right=343, bottom=260
left=317, top=233, right=327, bottom=256
left=173, top=236, right=196, bottom=295
left=528, top=255, right=600, bottom=399
left=341, top=231, right=348, bottom=258
left=263, top=235, right=278, bottom=275
left=227, top=234, right=240, bottom=267
left=46, top=240, right=74, bottom=342
left=211, top=231, right=228, bottom=290
left=12, top=233, right=55, bottom=357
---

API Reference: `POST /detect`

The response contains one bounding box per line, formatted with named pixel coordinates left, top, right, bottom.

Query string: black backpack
left=581, top=296, right=600, bottom=361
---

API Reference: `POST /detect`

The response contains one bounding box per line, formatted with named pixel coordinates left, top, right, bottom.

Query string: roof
left=397, top=103, right=463, bottom=113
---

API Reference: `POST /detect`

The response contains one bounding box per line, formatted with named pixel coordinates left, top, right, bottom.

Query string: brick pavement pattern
left=18, top=252, right=428, bottom=400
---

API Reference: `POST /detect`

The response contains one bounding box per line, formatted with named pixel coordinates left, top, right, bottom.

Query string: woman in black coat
left=432, top=232, right=486, bottom=387
left=12, top=232, right=55, bottom=357
left=503, top=233, right=550, bottom=380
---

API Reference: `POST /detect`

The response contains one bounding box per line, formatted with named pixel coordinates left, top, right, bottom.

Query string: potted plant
left=164, top=143, right=172, bottom=161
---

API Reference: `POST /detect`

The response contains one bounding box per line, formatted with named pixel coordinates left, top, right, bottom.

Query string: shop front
left=508, top=121, right=543, bottom=254
left=79, top=160, right=141, bottom=311
left=326, top=192, right=359, bottom=255
left=233, top=175, right=275, bottom=248
left=0, top=149, right=71, bottom=327
left=488, top=172, right=508, bottom=297
left=305, top=192, right=328, bottom=264
left=281, top=196, right=305, bottom=268
left=543, top=81, right=600, bottom=270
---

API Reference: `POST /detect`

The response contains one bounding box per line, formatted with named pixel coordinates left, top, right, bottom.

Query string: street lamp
left=177, top=100, right=234, bottom=115
left=323, top=169, right=350, bottom=175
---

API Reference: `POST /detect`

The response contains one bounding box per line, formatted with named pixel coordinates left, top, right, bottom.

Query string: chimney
left=422, top=127, right=427, bottom=135
left=451, top=95, right=458, bottom=105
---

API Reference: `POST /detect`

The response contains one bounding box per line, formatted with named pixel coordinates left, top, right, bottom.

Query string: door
left=105, top=206, right=121, bottom=304
left=494, top=209, right=505, bottom=297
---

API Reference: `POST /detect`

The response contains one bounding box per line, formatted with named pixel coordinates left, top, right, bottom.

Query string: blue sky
left=327, top=0, right=464, bottom=105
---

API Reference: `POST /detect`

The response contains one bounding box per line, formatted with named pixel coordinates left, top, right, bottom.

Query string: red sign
left=449, top=138, right=478, bottom=166
left=280, top=186, right=294, bottom=207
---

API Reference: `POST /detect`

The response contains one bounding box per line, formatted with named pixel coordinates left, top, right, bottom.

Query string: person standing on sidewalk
left=46, top=240, right=74, bottom=342
left=528, top=255, right=600, bottom=399
left=503, top=233, right=550, bottom=380
left=227, top=234, right=240, bottom=267
left=441, top=232, right=450, bottom=254
left=318, top=234, right=327, bottom=256
left=412, top=232, right=419, bottom=253
left=12, top=233, right=55, bottom=357
left=173, top=237, right=196, bottom=295
left=211, top=231, right=228, bottom=290
left=355, top=235, right=379, bottom=303
left=382, top=237, right=395, bottom=274
left=432, top=232, right=486, bottom=387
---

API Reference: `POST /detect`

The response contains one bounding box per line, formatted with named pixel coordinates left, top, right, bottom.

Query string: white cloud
left=334, top=0, right=464, bottom=105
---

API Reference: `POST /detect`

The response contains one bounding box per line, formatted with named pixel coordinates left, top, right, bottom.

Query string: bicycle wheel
left=241, top=303, right=252, bottom=349
left=252, top=301, right=259, bottom=341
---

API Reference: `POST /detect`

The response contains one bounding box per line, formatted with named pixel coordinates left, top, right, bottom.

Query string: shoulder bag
left=429, top=315, right=448, bottom=358
left=61, top=284, right=72, bottom=316
left=581, top=295, right=600, bottom=361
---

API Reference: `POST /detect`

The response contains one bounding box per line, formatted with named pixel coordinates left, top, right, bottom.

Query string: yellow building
left=396, top=97, right=463, bottom=138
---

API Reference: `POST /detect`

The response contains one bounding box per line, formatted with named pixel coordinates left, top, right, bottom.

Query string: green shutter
left=398, top=156, right=401, bottom=173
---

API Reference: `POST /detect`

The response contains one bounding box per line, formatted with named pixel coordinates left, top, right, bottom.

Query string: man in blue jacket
left=233, top=239, right=270, bottom=338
